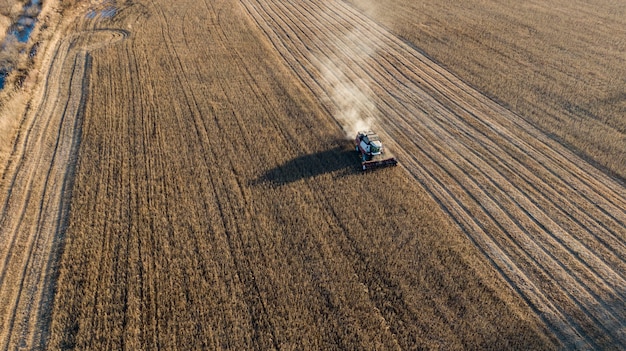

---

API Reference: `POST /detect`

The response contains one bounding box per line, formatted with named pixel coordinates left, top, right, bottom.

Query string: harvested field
left=42, top=0, right=556, bottom=349
left=0, top=0, right=556, bottom=349
left=347, top=0, right=626, bottom=180
left=0, top=0, right=623, bottom=350
left=242, top=0, right=626, bottom=348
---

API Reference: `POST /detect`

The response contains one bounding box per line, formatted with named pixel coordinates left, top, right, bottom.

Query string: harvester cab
left=355, top=131, right=398, bottom=171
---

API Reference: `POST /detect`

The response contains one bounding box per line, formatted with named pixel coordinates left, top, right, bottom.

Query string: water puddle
left=9, top=15, right=37, bottom=43
left=0, top=69, right=8, bottom=88
left=86, top=0, right=118, bottom=20
left=0, top=0, right=42, bottom=89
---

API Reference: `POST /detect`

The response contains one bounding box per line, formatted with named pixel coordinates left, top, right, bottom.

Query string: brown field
left=0, top=0, right=624, bottom=350
left=348, top=0, right=626, bottom=181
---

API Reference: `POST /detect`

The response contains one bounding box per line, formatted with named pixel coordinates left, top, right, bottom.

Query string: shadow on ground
left=254, top=145, right=360, bottom=186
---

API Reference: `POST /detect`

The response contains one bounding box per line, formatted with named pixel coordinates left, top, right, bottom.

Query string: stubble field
left=348, top=0, right=626, bottom=180
left=0, top=0, right=624, bottom=349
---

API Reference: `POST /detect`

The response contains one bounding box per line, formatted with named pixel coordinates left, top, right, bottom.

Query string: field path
left=241, top=0, right=626, bottom=349
left=0, top=22, right=127, bottom=350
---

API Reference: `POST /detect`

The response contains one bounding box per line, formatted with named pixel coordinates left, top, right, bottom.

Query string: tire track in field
left=0, top=28, right=127, bottom=350
left=241, top=0, right=626, bottom=348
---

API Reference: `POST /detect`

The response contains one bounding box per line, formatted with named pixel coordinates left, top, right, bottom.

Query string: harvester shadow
left=253, top=146, right=360, bottom=186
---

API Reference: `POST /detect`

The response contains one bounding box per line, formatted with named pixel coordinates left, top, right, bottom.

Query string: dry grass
left=0, top=92, right=25, bottom=168
left=0, top=0, right=25, bottom=168
left=42, top=0, right=557, bottom=349
left=0, top=0, right=30, bottom=71
left=0, top=14, right=11, bottom=38
left=0, top=0, right=26, bottom=18
left=348, top=0, right=626, bottom=181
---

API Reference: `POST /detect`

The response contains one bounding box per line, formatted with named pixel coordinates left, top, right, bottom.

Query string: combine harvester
left=355, top=130, right=398, bottom=171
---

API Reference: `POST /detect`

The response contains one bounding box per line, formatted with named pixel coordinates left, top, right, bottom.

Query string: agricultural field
left=0, top=0, right=624, bottom=350
left=348, top=0, right=626, bottom=180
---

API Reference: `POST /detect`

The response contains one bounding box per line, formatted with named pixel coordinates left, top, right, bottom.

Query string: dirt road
left=242, top=0, right=626, bottom=348
left=0, top=9, right=127, bottom=349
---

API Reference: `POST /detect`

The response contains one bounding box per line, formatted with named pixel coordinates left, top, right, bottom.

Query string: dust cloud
left=319, top=61, right=375, bottom=139
left=312, top=17, right=379, bottom=139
